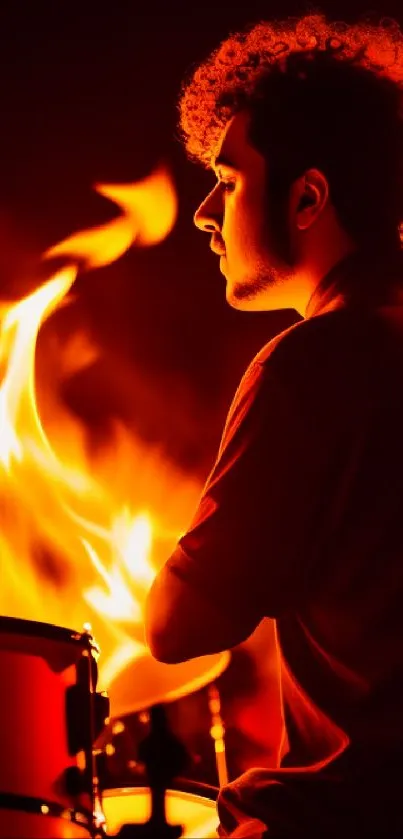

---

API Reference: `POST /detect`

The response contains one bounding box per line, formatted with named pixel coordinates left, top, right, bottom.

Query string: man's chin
left=226, top=289, right=255, bottom=311
left=226, top=278, right=268, bottom=312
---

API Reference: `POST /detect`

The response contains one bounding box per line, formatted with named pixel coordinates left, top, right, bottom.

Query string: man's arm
left=145, top=345, right=340, bottom=664
left=145, top=554, right=258, bottom=662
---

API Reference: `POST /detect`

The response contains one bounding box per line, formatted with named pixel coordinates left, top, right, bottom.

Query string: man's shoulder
left=254, top=306, right=391, bottom=377
left=231, top=313, right=339, bottom=408
left=233, top=303, right=403, bottom=421
left=250, top=310, right=344, bottom=375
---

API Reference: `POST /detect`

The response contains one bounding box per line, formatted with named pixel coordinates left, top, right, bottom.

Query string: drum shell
left=0, top=809, right=93, bottom=838
left=0, top=638, right=84, bottom=805
left=0, top=617, right=101, bottom=838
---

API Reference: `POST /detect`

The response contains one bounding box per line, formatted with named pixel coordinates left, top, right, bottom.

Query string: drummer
left=146, top=11, right=403, bottom=839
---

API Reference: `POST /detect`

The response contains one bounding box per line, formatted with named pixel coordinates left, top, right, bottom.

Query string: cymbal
left=108, top=650, right=231, bottom=717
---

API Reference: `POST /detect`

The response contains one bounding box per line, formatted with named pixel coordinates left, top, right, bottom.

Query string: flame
left=0, top=165, right=200, bottom=695
left=82, top=511, right=154, bottom=623
left=0, top=269, right=76, bottom=471
left=46, top=164, right=178, bottom=268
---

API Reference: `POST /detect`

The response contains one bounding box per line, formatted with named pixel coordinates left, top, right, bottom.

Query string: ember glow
left=0, top=166, right=201, bottom=696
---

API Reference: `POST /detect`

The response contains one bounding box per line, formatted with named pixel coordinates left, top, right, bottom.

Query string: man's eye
left=219, top=180, right=236, bottom=193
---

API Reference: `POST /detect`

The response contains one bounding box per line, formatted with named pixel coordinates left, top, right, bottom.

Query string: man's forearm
left=145, top=560, right=251, bottom=663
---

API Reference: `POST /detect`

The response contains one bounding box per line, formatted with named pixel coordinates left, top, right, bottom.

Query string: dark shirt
left=165, top=249, right=403, bottom=836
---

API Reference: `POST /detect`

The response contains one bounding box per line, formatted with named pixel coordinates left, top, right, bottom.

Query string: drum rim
left=110, top=650, right=231, bottom=718
left=0, top=615, right=94, bottom=647
left=171, top=778, right=218, bottom=802
left=102, top=781, right=218, bottom=804
left=0, top=790, right=94, bottom=827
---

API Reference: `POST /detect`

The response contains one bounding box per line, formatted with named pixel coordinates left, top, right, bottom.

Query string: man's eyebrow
left=213, top=154, right=240, bottom=171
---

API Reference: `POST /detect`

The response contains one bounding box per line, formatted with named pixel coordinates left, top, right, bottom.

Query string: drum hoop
left=0, top=616, right=97, bottom=651
left=171, top=777, right=218, bottom=802
left=0, top=790, right=93, bottom=828
left=102, top=781, right=219, bottom=804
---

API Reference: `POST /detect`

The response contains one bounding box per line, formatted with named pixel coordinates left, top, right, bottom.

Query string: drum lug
left=66, top=684, right=90, bottom=755
left=66, top=685, right=109, bottom=754
left=94, top=691, right=110, bottom=740
left=64, top=764, right=89, bottom=797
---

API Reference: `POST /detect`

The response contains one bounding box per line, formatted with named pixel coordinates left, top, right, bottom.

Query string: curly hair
left=179, top=13, right=403, bottom=249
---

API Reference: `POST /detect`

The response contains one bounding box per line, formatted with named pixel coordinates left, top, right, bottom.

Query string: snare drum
left=102, top=781, right=219, bottom=838
left=0, top=616, right=109, bottom=838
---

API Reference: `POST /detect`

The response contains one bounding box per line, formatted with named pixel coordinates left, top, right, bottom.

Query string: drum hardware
left=101, top=651, right=230, bottom=791
left=67, top=684, right=110, bottom=755
left=0, top=791, right=94, bottom=828
left=94, top=650, right=230, bottom=838
left=101, top=786, right=218, bottom=838
left=66, top=667, right=110, bottom=801
left=113, top=704, right=189, bottom=838
left=64, top=626, right=110, bottom=831
left=206, top=684, right=227, bottom=787
left=98, top=691, right=221, bottom=837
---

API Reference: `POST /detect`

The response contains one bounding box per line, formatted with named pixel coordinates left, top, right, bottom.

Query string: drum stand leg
left=208, top=683, right=228, bottom=787
left=116, top=704, right=189, bottom=839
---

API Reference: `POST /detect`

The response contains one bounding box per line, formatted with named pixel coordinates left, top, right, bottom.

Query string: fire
left=46, top=164, right=178, bottom=266
left=83, top=512, right=154, bottom=622
left=0, top=165, right=201, bottom=695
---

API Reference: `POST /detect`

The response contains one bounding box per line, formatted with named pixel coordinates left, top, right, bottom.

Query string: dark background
left=1, top=0, right=402, bottom=478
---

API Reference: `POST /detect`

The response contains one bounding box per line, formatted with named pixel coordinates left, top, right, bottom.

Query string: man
left=145, top=13, right=403, bottom=838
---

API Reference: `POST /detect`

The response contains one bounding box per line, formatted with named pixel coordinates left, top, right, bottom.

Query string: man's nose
left=193, top=189, right=221, bottom=232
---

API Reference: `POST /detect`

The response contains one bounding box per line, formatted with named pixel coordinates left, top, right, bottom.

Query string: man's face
left=193, top=110, right=295, bottom=311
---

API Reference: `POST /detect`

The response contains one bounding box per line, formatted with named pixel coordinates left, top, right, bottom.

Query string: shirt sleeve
left=164, top=355, right=333, bottom=628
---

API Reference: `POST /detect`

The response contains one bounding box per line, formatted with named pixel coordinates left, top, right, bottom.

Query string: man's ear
left=291, top=168, right=329, bottom=231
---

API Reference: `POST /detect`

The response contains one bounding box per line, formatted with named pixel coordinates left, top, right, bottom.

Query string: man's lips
left=210, top=239, right=226, bottom=257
